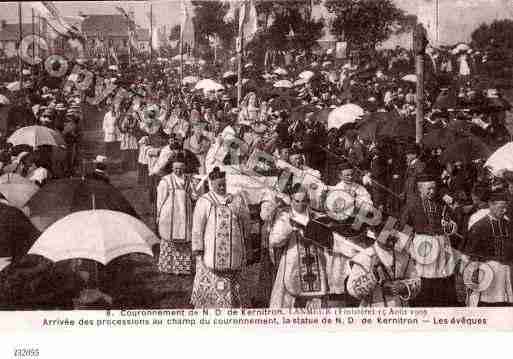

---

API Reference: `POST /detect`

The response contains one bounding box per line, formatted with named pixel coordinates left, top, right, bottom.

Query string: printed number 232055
left=14, top=348, right=39, bottom=357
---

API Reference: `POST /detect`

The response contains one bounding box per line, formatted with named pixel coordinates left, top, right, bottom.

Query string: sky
left=2, top=0, right=513, bottom=46
left=1, top=1, right=182, bottom=32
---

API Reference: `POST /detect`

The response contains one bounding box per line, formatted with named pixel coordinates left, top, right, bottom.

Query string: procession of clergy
left=150, top=103, right=513, bottom=310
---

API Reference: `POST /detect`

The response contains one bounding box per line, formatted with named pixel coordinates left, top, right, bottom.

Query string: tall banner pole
left=413, top=24, right=428, bottom=145
left=32, top=7, right=35, bottom=64
left=237, top=2, right=244, bottom=107
left=127, top=16, right=131, bottom=67
left=18, top=2, right=23, bottom=91
left=180, top=26, right=184, bottom=85
left=150, top=3, right=153, bottom=65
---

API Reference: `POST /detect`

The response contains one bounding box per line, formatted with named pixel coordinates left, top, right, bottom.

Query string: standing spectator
left=119, top=113, right=138, bottom=171
left=102, top=103, right=120, bottom=159
left=137, top=136, right=150, bottom=185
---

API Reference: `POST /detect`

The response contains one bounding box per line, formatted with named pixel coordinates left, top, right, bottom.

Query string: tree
left=325, top=0, right=413, bottom=51
left=192, top=1, right=236, bottom=49
left=252, top=1, right=324, bottom=52
left=471, top=19, right=513, bottom=51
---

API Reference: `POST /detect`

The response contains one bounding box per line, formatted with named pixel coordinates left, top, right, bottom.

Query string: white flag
left=32, top=2, right=83, bottom=39
left=181, top=0, right=195, bottom=48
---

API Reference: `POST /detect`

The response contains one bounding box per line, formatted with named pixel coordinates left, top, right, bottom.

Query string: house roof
left=81, top=15, right=135, bottom=37
left=0, top=23, right=35, bottom=42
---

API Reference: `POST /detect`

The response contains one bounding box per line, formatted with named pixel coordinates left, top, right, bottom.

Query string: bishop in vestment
left=400, top=174, right=459, bottom=307
left=269, top=185, right=330, bottom=308
left=190, top=167, right=252, bottom=308
left=156, top=152, right=198, bottom=275
left=347, top=234, right=421, bottom=307
left=465, top=190, right=513, bottom=306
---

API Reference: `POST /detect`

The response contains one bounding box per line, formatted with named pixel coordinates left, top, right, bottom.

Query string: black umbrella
left=377, top=116, right=416, bottom=140
left=25, top=178, right=139, bottom=231
left=356, top=112, right=401, bottom=142
left=439, top=137, right=492, bottom=165
left=422, top=128, right=460, bottom=149
left=0, top=202, right=40, bottom=262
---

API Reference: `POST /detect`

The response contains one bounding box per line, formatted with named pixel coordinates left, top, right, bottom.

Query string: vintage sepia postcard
left=0, top=0, right=512, bottom=355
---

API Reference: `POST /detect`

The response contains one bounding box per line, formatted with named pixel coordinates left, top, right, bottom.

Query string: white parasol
left=273, top=67, right=288, bottom=76
left=327, top=104, right=364, bottom=130
left=28, top=210, right=155, bottom=265
left=8, top=125, right=66, bottom=148
left=194, top=79, right=224, bottom=92
left=182, top=76, right=199, bottom=85
left=484, top=142, right=513, bottom=176
left=298, top=70, right=315, bottom=80
left=401, top=74, right=417, bottom=83
left=273, top=80, right=294, bottom=88
left=451, top=43, right=470, bottom=55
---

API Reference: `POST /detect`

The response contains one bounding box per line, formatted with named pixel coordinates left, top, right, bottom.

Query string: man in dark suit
left=401, top=143, right=425, bottom=205
left=86, top=155, right=110, bottom=184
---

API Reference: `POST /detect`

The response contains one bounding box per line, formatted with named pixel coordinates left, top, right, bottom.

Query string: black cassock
left=400, top=196, right=459, bottom=307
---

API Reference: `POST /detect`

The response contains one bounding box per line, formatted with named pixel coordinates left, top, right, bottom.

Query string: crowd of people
left=0, top=40, right=512, bottom=310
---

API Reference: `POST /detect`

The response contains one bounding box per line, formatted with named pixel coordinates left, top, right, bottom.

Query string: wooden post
left=413, top=24, right=428, bottom=145
left=31, top=7, right=35, bottom=64
left=18, top=2, right=23, bottom=91
left=415, top=55, right=424, bottom=144
left=150, top=3, right=153, bottom=65
left=180, top=24, right=184, bottom=85
left=237, top=3, right=244, bottom=107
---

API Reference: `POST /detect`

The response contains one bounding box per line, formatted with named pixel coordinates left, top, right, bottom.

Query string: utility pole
left=32, top=7, right=35, bottom=63
left=18, top=2, right=23, bottom=91
left=435, top=0, right=439, bottom=46
left=413, top=24, right=428, bottom=145
left=150, top=3, right=153, bottom=64
left=237, top=2, right=245, bottom=107
left=179, top=27, right=184, bottom=85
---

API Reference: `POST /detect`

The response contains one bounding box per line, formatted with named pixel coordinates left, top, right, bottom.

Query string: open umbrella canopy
left=485, top=142, right=513, bottom=176
left=401, top=74, right=417, bottom=83
left=273, top=67, right=288, bottom=76
left=0, top=182, right=39, bottom=209
left=377, top=116, right=416, bottom=140
left=182, top=75, right=199, bottom=85
left=8, top=125, right=65, bottom=148
left=222, top=71, right=237, bottom=79
left=298, top=70, right=315, bottom=80
left=314, top=108, right=331, bottom=125
left=451, top=43, right=470, bottom=55
left=0, top=94, right=10, bottom=105
left=0, top=173, right=32, bottom=185
left=439, top=137, right=491, bottom=165
left=273, top=80, right=294, bottom=88
left=483, top=97, right=512, bottom=112
left=194, top=79, right=224, bottom=91
left=327, top=104, right=364, bottom=130
left=423, top=128, right=455, bottom=149
left=28, top=210, right=155, bottom=265
left=6, top=81, right=30, bottom=92
left=0, top=202, right=40, bottom=263
left=26, top=178, right=139, bottom=232
left=356, top=112, right=398, bottom=142
left=268, top=95, right=300, bottom=112
left=294, top=78, right=309, bottom=87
